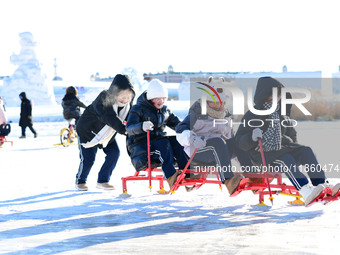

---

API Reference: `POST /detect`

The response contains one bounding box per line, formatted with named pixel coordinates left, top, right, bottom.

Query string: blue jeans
left=76, top=139, right=120, bottom=184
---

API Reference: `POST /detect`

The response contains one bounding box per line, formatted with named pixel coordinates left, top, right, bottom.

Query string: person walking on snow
left=126, top=79, right=189, bottom=188
left=75, top=74, right=135, bottom=191
left=19, top=92, right=38, bottom=138
left=234, top=76, right=340, bottom=206
left=176, top=78, right=253, bottom=195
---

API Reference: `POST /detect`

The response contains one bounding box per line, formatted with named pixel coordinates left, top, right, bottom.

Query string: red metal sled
left=122, top=130, right=166, bottom=194
left=121, top=131, right=222, bottom=195
left=305, top=186, right=340, bottom=207
left=169, top=141, right=300, bottom=204
left=122, top=130, right=198, bottom=194
left=229, top=171, right=340, bottom=206
left=170, top=144, right=300, bottom=205
left=121, top=132, right=340, bottom=206
left=0, top=136, right=13, bottom=147
left=170, top=150, right=223, bottom=193
left=231, top=172, right=301, bottom=205
left=170, top=159, right=302, bottom=205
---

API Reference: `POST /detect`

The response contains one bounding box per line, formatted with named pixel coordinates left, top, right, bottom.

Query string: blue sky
left=1, top=0, right=340, bottom=80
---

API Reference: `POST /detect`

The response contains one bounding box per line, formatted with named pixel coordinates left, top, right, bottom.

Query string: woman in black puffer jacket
left=75, top=74, right=135, bottom=191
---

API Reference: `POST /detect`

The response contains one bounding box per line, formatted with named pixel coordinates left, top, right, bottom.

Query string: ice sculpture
left=2, top=32, right=56, bottom=106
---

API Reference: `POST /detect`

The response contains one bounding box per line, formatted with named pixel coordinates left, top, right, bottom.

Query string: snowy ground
left=1, top=119, right=340, bottom=254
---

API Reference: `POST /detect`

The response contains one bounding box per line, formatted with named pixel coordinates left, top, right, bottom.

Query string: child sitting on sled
left=126, top=79, right=189, bottom=188
left=234, top=76, right=340, bottom=206
left=176, top=77, right=253, bottom=195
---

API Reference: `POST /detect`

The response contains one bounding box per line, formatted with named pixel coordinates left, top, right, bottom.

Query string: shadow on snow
left=0, top=190, right=323, bottom=254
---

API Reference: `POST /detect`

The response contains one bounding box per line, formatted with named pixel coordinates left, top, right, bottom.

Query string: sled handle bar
left=258, top=139, right=274, bottom=205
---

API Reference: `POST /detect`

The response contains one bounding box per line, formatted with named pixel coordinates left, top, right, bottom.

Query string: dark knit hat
left=110, top=74, right=134, bottom=91
left=107, top=74, right=135, bottom=102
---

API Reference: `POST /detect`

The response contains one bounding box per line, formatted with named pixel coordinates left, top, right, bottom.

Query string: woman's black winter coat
left=76, top=77, right=135, bottom=147
left=62, top=94, right=86, bottom=120
left=19, top=95, right=33, bottom=127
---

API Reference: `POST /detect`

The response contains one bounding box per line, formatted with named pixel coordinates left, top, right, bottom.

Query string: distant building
left=147, top=65, right=236, bottom=83
left=146, top=65, right=325, bottom=90
left=234, top=71, right=324, bottom=95
left=90, top=72, right=113, bottom=82
left=168, top=65, right=174, bottom=73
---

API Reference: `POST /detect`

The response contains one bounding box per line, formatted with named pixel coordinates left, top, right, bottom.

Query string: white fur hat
left=146, top=79, right=168, bottom=100
left=210, top=90, right=227, bottom=104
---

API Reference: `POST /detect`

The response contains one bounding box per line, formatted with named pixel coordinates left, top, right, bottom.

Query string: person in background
left=126, top=79, right=188, bottom=188
left=19, top=92, right=37, bottom=138
left=61, top=86, right=87, bottom=125
left=75, top=74, right=135, bottom=191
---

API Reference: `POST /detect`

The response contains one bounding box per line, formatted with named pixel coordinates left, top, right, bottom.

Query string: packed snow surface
left=1, top=119, right=340, bottom=254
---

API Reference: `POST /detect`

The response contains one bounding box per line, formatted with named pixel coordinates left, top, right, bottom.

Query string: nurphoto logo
left=198, top=85, right=311, bottom=116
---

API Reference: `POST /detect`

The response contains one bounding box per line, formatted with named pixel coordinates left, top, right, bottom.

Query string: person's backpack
left=0, top=124, right=11, bottom=136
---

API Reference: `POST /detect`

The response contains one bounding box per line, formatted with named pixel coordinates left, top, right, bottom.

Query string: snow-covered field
left=1, top=119, right=340, bottom=254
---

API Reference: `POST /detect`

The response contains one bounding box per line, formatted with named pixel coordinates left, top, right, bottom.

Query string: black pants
left=272, top=146, right=326, bottom=190
left=150, top=136, right=188, bottom=179
left=21, top=125, right=37, bottom=136
left=192, top=137, right=252, bottom=182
